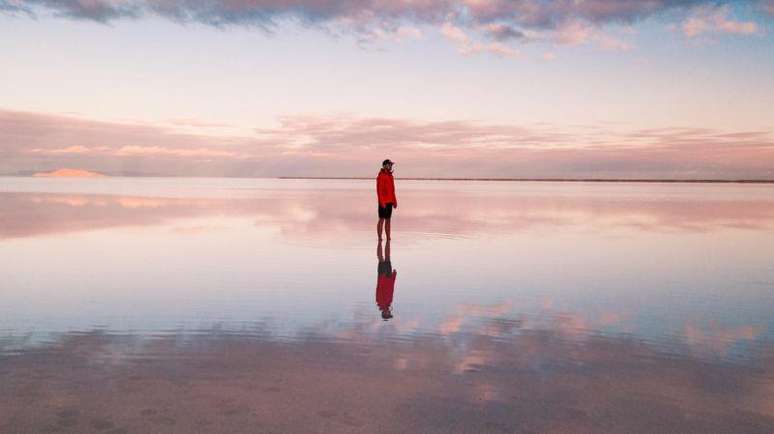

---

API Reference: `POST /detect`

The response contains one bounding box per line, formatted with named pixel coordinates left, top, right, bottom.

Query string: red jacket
left=376, top=169, right=397, bottom=207
left=376, top=271, right=396, bottom=310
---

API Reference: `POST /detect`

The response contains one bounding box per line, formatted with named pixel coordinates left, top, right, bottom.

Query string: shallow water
left=1, top=177, right=773, bottom=433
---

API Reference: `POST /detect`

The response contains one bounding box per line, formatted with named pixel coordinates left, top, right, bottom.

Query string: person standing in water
left=376, top=159, right=397, bottom=241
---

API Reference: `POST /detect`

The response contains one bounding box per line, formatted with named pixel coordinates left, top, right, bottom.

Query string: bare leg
left=377, top=218, right=385, bottom=240
left=385, top=218, right=391, bottom=240
left=384, top=238, right=390, bottom=260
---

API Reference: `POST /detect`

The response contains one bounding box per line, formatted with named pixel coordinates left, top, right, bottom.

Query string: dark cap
left=382, top=159, right=395, bottom=166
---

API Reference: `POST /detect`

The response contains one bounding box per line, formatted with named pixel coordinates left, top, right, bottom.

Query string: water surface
left=1, top=178, right=773, bottom=433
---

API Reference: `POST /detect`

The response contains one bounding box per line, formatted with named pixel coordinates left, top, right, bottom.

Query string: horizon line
left=5, top=174, right=774, bottom=184
left=278, top=177, right=774, bottom=184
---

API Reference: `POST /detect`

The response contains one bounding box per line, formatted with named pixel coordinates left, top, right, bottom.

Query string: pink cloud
left=2, top=109, right=774, bottom=179
left=440, top=22, right=519, bottom=57
left=682, top=6, right=761, bottom=38
left=114, top=145, right=241, bottom=158
left=30, top=145, right=93, bottom=154
left=551, top=20, right=632, bottom=50
left=553, top=20, right=594, bottom=45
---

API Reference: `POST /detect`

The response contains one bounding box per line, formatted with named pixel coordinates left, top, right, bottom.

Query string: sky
left=2, top=0, right=774, bottom=179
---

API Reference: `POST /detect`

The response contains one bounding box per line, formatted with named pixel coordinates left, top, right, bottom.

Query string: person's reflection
left=376, top=239, right=397, bottom=321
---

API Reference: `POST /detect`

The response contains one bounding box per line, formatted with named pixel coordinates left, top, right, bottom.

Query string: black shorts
left=378, top=260, right=393, bottom=276
left=378, top=203, right=393, bottom=219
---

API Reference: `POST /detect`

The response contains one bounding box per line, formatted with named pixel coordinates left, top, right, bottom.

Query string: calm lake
left=1, top=177, right=773, bottom=433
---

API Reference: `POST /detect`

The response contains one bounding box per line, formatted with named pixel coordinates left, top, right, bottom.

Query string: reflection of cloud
left=683, top=321, right=763, bottom=356
left=437, top=301, right=628, bottom=346
left=116, top=197, right=189, bottom=209
left=3, top=184, right=774, bottom=240
left=440, top=301, right=514, bottom=336
left=455, top=351, right=489, bottom=373
left=2, top=319, right=772, bottom=433
left=169, top=225, right=224, bottom=235
left=30, top=195, right=89, bottom=207
left=0, top=193, right=221, bottom=239
left=745, top=370, right=774, bottom=418
left=4, top=109, right=774, bottom=179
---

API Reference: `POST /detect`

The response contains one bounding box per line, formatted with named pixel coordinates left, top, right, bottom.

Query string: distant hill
left=33, top=168, right=106, bottom=178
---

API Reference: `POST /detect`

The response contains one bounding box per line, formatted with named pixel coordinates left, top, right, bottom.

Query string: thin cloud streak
left=2, top=109, right=774, bottom=179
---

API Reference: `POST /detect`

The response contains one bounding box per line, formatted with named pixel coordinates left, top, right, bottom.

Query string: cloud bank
left=2, top=0, right=769, bottom=52
left=2, top=109, right=774, bottom=179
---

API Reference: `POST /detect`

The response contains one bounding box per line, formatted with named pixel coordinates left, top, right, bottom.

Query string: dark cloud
left=2, top=0, right=757, bottom=42
left=0, top=0, right=29, bottom=13
left=19, top=0, right=141, bottom=22
left=5, top=0, right=449, bottom=28
left=465, top=0, right=716, bottom=27
left=483, top=23, right=526, bottom=41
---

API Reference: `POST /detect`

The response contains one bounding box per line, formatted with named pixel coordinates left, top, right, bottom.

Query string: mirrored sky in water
left=1, top=178, right=773, bottom=343
left=1, top=178, right=773, bottom=433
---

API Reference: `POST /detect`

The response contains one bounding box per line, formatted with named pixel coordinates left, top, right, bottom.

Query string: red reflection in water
left=376, top=239, right=396, bottom=320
